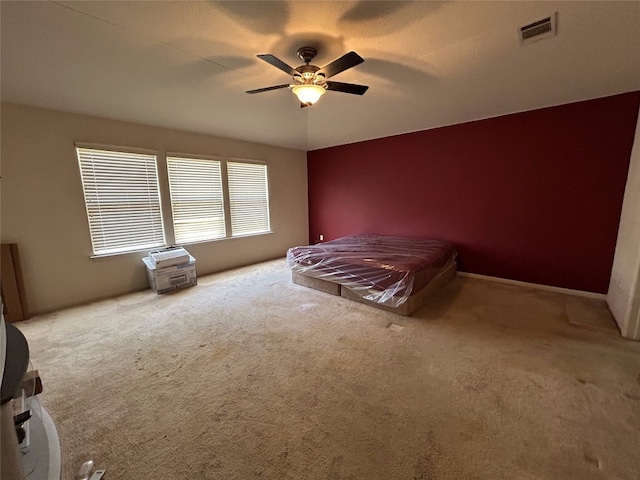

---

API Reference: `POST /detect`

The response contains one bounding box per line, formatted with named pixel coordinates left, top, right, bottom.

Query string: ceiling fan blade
left=317, top=51, right=364, bottom=79
left=257, top=54, right=297, bottom=76
left=246, top=84, right=291, bottom=94
left=326, top=81, right=369, bottom=95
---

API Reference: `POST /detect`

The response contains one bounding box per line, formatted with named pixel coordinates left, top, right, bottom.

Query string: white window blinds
left=76, top=147, right=165, bottom=256
left=227, top=161, right=270, bottom=236
left=167, top=156, right=226, bottom=244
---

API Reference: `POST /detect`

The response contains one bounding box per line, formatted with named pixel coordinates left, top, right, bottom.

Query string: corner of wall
left=607, top=102, right=640, bottom=340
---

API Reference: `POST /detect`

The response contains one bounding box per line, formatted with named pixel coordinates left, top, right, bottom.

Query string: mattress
left=286, top=234, right=457, bottom=308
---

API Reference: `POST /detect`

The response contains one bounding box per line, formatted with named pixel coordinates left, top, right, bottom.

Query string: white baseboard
left=456, top=272, right=606, bottom=300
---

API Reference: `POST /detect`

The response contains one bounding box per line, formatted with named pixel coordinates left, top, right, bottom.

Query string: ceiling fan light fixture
left=291, top=84, right=326, bottom=105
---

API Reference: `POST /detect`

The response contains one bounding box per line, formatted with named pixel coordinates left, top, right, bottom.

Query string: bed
left=286, top=234, right=457, bottom=316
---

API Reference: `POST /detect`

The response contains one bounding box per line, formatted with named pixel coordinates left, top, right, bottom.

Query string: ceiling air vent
left=519, top=13, right=557, bottom=44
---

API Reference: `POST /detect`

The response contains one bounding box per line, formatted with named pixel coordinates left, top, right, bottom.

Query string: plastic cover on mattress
left=286, top=234, right=457, bottom=308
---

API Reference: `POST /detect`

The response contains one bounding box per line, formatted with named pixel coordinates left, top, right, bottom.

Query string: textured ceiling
left=1, top=1, right=639, bottom=151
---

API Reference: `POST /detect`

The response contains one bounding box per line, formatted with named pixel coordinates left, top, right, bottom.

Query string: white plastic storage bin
left=142, top=255, right=197, bottom=294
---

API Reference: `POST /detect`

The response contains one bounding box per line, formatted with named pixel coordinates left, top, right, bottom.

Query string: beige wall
left=0, top=103, right=308, bottom=314
left=607, top=107, right=640, bottom=340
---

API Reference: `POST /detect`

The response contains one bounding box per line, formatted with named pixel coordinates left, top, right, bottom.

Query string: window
left=167, top=156, right=226, bottom=244
left=76, top=147, right=165, bottom=256
left=77, top=147, right=271, bottom=256
left=227, top=161, right=270, bottom=236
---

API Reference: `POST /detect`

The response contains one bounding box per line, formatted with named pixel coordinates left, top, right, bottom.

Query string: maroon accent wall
left=307, top=92, right=640, bottom=293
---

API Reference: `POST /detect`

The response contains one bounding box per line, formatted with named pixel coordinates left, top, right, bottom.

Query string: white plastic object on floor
left=75, top=460, right=95, bottom=480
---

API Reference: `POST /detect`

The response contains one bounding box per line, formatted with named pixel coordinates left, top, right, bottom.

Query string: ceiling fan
left=246, top=47, right=369, bottom=107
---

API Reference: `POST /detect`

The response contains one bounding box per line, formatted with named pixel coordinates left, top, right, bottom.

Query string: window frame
left=166, top=154, right=228, bottom=245
left=75, top=143, right=166, bottom=258
left=226, top=158, right=272, bottom=238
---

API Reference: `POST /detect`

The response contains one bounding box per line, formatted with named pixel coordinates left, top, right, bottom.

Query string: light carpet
left=15, top=259, right=640, bottom=479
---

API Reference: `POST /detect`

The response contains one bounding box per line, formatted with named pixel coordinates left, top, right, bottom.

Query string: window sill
left=89, top=231, right=274, bottom=258
left=178, top=230, right=273, bottom=247
left=90, top=246, right=165, bottom=260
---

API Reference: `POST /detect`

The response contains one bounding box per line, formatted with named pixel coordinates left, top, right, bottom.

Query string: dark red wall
left=307, top=92, right=640, bottom=293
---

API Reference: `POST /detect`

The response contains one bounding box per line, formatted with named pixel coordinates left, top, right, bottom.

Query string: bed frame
left=292, top=261, right=457, bottom=316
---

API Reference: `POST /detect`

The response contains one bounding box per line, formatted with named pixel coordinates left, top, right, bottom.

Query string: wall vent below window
left=519, top=13, right=557, bottom=44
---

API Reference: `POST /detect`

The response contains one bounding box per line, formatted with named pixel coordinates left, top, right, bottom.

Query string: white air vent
left=519, top=12, right=557, bottom=44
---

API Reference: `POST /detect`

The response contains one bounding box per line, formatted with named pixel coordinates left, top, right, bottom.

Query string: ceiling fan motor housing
left=294, top=68, right=324, bottom=88
left=294, top=49, right=324, bottom=87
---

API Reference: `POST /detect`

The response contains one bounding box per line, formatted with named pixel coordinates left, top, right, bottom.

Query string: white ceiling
left=2, top=1, right=639, bottom=151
